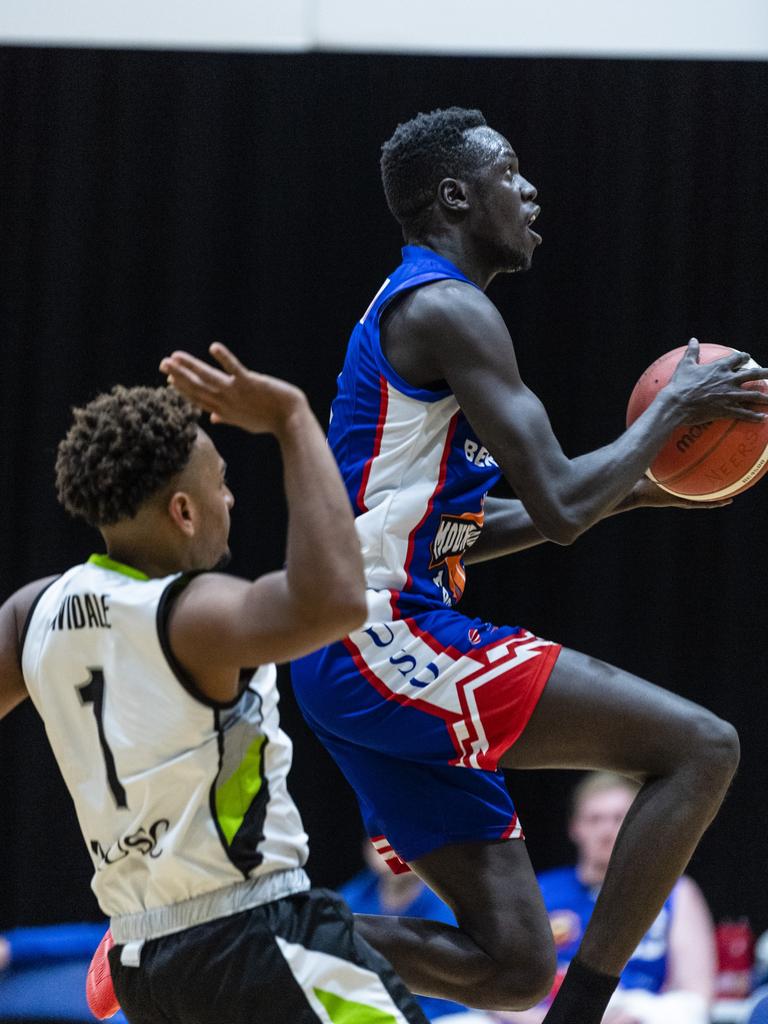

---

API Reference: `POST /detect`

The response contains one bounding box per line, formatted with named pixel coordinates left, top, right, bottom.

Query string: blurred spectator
left=498, top=772, right=716, bottom=1024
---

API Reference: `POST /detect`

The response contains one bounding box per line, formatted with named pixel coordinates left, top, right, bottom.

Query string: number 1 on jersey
left=77, top=667, right=128, bottom=809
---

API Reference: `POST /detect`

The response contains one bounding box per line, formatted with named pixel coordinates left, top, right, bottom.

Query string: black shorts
left=109, top=888, right=428, bottom=1024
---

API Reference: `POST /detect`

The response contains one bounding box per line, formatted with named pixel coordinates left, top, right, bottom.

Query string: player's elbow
left=297, top=589, right=367, bottom=641
left=331, top=591, right=368, bottom=634
left=537, top=512, right=581, bottom=546
left=535, top=495, right=594, bottom=545
left=322, top=565, right=368, bottom=635
left=546, top=525, right=580, bottom=546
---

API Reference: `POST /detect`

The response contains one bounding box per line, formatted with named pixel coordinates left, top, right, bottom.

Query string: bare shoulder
left=163, top=567, right=330, bottom=703
left=168, top=570, right=251, bottom=614
left=403, top=279, right=507, bottom=341
left=159, top=572, right=257, bottom=703
left=162, top=570, right=259, bottom=653
left=385, top=280, right=513, bottom=387
left=156, top=572, right=261, bottom=706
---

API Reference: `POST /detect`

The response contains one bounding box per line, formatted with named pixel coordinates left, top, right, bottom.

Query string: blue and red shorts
left=291, top=594, right=560, bottom=869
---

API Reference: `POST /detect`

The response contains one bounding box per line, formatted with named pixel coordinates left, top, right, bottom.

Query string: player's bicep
left=436, top=321, right=577, bottom=537
left=455, top=366, right=564, bottom=480
left=430, top=297, right=569, bottom=481
left=168, top=573, right=350, bottom=674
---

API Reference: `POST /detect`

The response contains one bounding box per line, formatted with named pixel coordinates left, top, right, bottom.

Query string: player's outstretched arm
left=159, top=344, right=367, bottom=702
left=403, top=282, right=768, bottom=545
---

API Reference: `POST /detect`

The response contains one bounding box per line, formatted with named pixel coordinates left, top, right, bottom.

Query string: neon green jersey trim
left=87, top=553, right=150, bottom=581
left=215, top=735, right=266, bottom=845
left=313, top=988, right=397, bottom=1024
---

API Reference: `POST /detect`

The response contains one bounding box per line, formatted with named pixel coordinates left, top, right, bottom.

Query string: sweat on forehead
left=465, top=125, right=511, bottom=161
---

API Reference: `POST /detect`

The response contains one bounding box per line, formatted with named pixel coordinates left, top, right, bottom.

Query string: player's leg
left=354, top=836, right=556, bottom=1010
left=293, top=618, right=560, bottom=1010
left=501, top=646, right=739, bottom=1024
left=359, top=644, right=738, bottom=1016
left=501, top=646, right=738, bottom=975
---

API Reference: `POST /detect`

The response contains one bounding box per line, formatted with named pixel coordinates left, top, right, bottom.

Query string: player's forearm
left=464, top=498, right=547, bottom=563
left=465, top=489, right=646, bottom=565
left=544, top=390, right=681, bottom=543
left=276, top=400, right=366, bottom=630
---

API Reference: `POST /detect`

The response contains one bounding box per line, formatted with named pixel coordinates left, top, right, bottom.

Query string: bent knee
left=675, top=712, right=741, bottom=790
left=474, top=941, right=557, bottom=1010
left=685, top=711, right=740, bottom=781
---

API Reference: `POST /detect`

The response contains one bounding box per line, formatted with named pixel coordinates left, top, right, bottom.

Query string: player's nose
left=521, top=177, right=537, bottom=201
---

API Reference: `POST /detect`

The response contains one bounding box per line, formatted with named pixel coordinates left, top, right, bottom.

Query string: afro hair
left=56, top=385, right=199, bottom=527
left=380, top=107, right=488, bottom=234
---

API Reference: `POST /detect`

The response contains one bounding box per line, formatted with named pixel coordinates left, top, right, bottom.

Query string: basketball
left=626, top=343, right=768, bottom=500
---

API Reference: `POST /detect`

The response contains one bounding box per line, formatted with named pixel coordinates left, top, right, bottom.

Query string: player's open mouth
left=527, top=206, right=542, bottom=243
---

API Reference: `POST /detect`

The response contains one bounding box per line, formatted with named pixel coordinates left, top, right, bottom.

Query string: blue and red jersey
left=328, top=245, right=502, bottom=613
left=540, top=866, right=675, bottom=993
left=291, top=245, right=560, bottom=868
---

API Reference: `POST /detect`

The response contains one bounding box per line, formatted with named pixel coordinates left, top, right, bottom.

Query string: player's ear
left=167, top=491, right=196, bottom=536
left=438, top=177, right=470, bottom=213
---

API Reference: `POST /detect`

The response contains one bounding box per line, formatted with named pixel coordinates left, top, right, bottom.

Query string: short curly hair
left=56, top=385, right=200, bottom=527
left=380, top=107, right=489, bottom=235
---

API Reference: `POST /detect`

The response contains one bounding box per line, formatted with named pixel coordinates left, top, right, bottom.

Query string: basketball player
left=0, top=344, right=429, bottom=1024
left=290, top=108, right=768, bottom=1024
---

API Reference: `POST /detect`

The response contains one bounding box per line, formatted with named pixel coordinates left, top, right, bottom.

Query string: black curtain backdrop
left=1, top=48, right=767, bottom=934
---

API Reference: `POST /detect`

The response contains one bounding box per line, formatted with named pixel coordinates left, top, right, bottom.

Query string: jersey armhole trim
left=373, top=275, right=461, bottom=404
left=19, top=576, right=62, bottom=663
left=156, top=574, right=245, bottom=711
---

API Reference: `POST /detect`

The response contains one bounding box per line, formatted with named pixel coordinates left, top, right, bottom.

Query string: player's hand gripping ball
left=627, top=343, right=768, bottom=500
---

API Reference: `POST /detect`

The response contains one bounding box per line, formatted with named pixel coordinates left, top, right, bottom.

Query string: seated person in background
left=340, top=837, right=469, bottom=1021
left=499, top=773, right=716, bottom=1024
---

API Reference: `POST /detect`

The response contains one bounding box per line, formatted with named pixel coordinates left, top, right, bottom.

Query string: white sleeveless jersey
left=21, top=555, right=309, bottom=919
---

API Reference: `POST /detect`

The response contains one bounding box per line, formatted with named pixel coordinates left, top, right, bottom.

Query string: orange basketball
left=626, top=343, right=768, bottom=500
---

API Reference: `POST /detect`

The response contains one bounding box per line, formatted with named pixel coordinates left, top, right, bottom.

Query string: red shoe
left=86, top=929, right=121, bottom=1019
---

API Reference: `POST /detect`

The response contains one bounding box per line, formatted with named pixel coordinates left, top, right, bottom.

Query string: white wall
left=316, top=0, right=768, bottom=58
left=2, top=0, right=767, bottom=58
left=0, top=0, right=309, bottom=51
